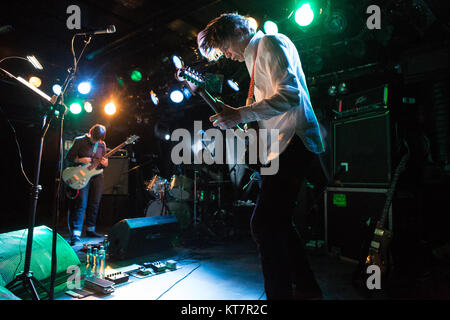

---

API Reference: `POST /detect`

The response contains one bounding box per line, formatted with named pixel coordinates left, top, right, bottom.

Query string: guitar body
left=365, top=224, right=393, bottom=275
left=352, top=223, right=394, bottom=297
left=62, top=163, right=104, bottom=190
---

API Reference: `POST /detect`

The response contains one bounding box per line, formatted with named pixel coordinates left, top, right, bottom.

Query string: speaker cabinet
left=332, top=111, right=391, bottom=186
left=108, top=215, right=179, bottom=260
left=0, top=226, right=81, bottom=299
left=103, top=157, right=129, bottom=195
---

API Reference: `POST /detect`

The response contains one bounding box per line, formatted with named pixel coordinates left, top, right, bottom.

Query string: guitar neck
left=197, top=88, right=221, bottom=114
left=378, top=153, right=409, bottom=227
left=104, top=142, right=128, bottom=158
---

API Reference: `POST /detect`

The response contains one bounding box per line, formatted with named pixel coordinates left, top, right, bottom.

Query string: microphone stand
left=1, top=71, right=55, bottom=300
left=2, top=40, right=84, bottom=299
left=2, top=33, right=95, bottom=300
left=48, top=34, right=93, bottom=300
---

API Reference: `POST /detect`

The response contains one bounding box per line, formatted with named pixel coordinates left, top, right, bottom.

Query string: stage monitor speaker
left=0, top=226, right=81, bottom=299
left=332, top=111, right=391, bottom=186
left=103, top=157, right=129, bottom=195
left=108, top=215, right=179, bottom=260
left=0, top=286, right=20, bottom=300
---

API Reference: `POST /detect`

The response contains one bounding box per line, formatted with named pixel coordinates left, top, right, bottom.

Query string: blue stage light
left=169, top=90, right=184, bottom=103
left=78, top=81, right=91, bottom=95
left=52, top=84, right=62, bottom=95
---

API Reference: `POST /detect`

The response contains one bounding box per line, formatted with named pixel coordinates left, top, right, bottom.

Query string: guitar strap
left=246, top=44, right=259, bottom=106
left=92, top=141, right=99, bottom=158
left=244, top=42, right=261, bottom=169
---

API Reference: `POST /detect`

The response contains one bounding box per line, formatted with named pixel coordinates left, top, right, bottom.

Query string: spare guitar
left=62, top=135, right=139, bottom=190
left=353, top=149, right=410, bottom=294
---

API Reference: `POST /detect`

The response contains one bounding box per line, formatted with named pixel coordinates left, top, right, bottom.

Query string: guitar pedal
left=104, top=271, right=129, bottom=284
left=165, top=260, right=177, bottom=271
left=144, top=261, right=166, bottom=273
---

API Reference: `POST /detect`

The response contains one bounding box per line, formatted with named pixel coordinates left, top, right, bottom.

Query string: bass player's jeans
left=70, top=174, right=103, bottom=237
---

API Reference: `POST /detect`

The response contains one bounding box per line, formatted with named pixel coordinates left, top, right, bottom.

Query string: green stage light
left=69, top=102, right=82, bottom=114
left=263, top=21, right=278, bottom=35
left=295, top=3, right=315, bottom=27
left=130, top=70, right=142, bottom=82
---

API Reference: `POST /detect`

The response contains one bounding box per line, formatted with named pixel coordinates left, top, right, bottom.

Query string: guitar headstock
left=175, top=66, right=206, bottom=93
left=125, top=135, right=140, bottom=145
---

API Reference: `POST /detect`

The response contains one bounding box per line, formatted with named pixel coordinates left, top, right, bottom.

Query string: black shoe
left=86, top=230, right=103, bottom=238
left=292, top=281, right=323, bottom=300
left=292, top=286, right=323, bottom=300
left=70, top=235, right=82, bottom=246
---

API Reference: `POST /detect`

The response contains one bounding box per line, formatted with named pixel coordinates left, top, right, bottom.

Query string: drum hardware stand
left=159, top=186, right=169, bottom=216
left=193, top=170, right=198, bottom=226
left=213, top=181, right=226, bottom=216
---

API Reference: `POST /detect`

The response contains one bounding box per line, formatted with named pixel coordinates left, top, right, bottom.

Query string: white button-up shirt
left=240, top=31, right=325, bottom=160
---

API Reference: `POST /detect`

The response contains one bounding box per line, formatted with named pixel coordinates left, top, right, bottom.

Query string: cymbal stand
left=193, top=169, right=198, bottom=225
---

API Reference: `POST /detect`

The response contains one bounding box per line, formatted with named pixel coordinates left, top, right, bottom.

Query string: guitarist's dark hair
left=198, top=13, right=255, bottom=59
left=89, top=124, right=106, bottom=141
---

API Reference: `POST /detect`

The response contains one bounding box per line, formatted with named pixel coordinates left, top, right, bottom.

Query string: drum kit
left=143, top=174, right=192, bottom=227
left=142, top=167, right=233, bottom=233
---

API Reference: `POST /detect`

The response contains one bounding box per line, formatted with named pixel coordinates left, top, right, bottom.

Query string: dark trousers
left=250, top=135, right=319, bottom=300
left=71, top=174, right=103, bottom=235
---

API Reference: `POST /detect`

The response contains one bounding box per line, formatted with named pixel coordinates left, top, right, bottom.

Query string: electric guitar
left=175, top=66, right=251, bottom=134
left=364, top=151, right=409, bottom=274
left=63, top=135, right=139, bottom=190
left=176, top=66, right=263, bottom=171
left=353, top=149, right=409, bottom=293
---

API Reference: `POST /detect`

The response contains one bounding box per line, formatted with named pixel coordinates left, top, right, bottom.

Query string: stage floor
left=56, top=229, right=367, bottom=301
left=54, top=223, right=450, bottom=300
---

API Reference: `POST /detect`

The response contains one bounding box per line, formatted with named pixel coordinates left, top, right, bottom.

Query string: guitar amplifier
left=333, top=84, right=389, bottom=118
left=103, top=157, right=129, bottom=195
left=332, top=111, right=392, bottom=186
left=324, top=187, right=392, bottom=261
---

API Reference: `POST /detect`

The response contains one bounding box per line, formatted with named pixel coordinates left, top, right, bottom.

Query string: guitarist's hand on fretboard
left=88, top=157, right=108, bottom=170
left=175, top=66, right=250, bottom=132
left=209, top=100, right=244, bottom=130
left=99, top=157, right=108, bottom=168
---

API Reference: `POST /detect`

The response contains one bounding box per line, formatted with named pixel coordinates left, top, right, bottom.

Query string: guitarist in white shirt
left=66, top=124, right=108, bottom=246
left=198, top=13, right=325, bottom=300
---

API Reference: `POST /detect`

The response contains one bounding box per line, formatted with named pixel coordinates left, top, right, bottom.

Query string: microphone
left=76, top=25, right=116, bottom=36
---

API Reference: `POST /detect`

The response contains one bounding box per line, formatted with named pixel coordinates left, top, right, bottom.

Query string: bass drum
left=144, top=200, right=191, bottom=230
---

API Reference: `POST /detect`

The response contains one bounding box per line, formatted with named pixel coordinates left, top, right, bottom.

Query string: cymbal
left=208, top=180, right=231, bottom=184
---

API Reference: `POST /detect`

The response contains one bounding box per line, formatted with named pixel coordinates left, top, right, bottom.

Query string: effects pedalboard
left=134, top=260, right=178, bottom=278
